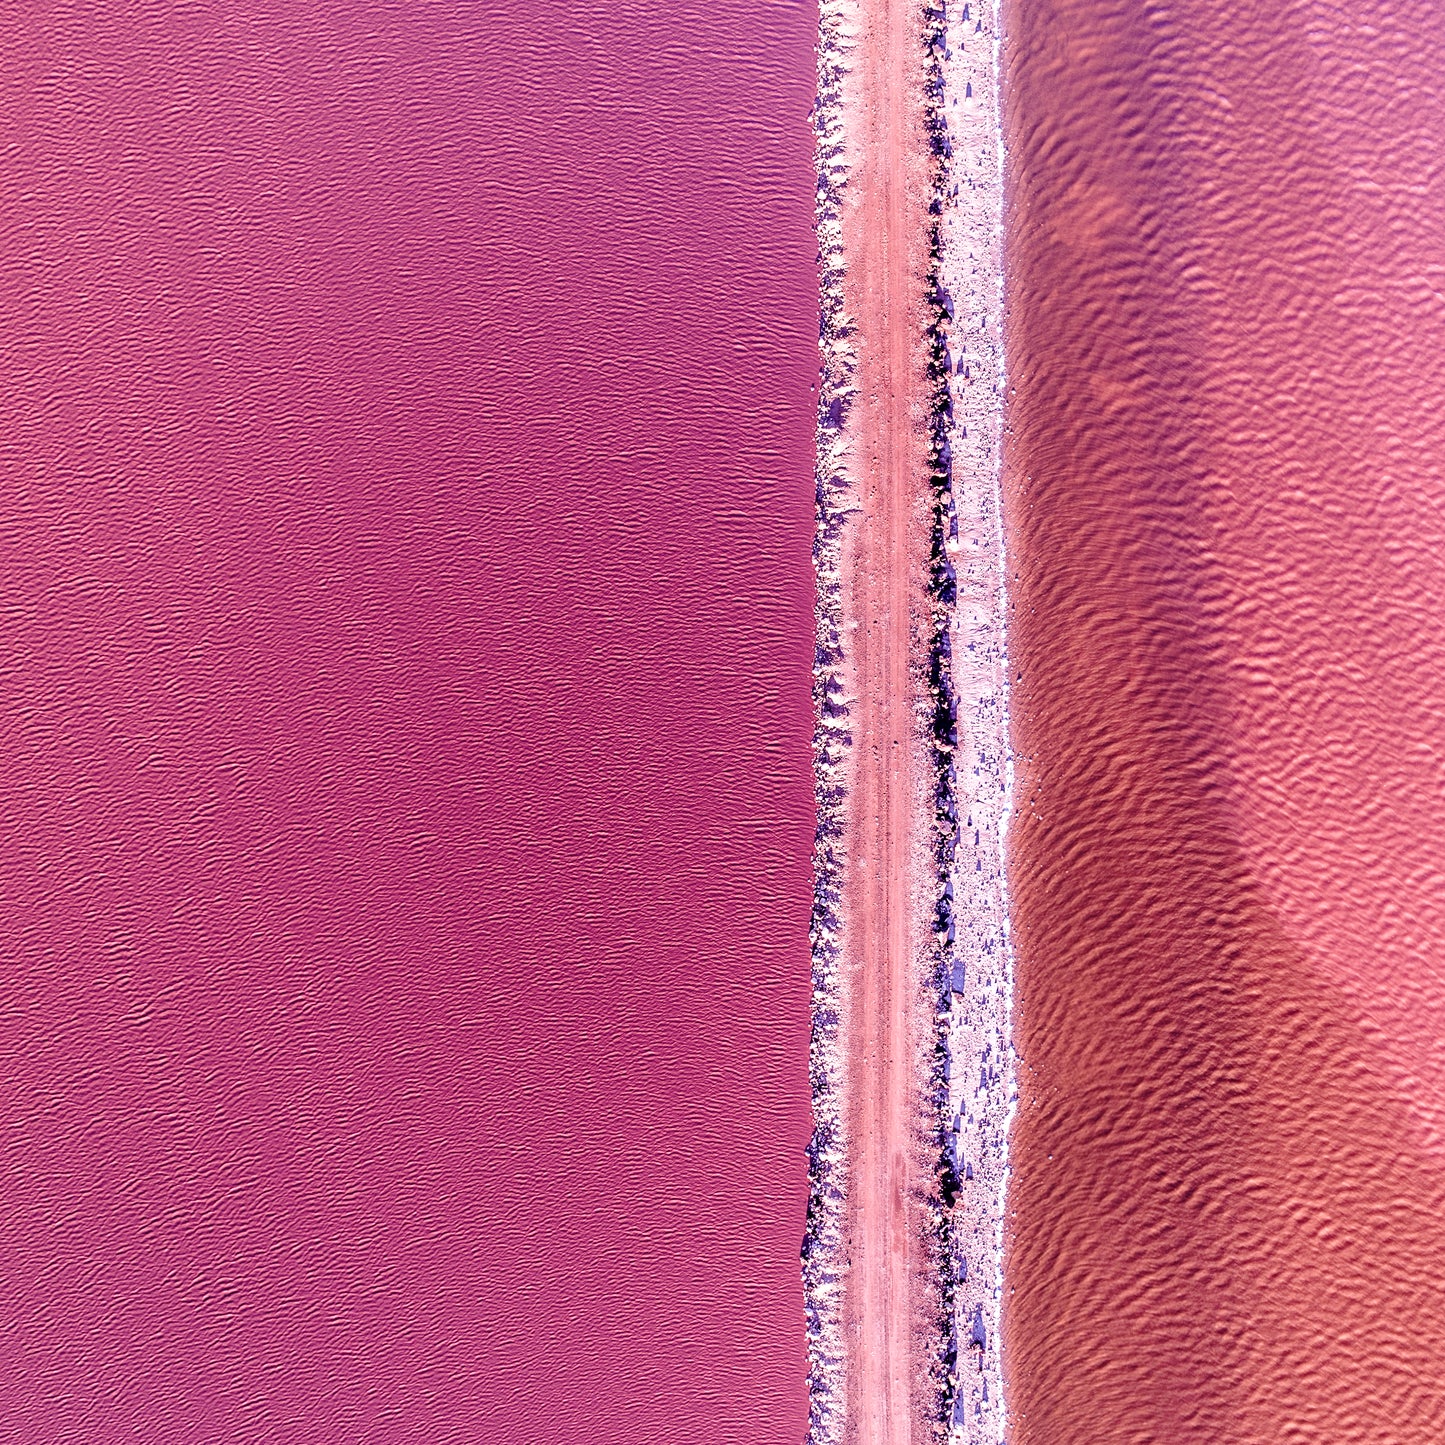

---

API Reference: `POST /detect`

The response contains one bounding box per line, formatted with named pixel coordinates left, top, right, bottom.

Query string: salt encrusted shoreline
left=803, top=0, right=859, bottom=1438
left=931, top=1, right=1012, bottom=1439
left=805, top=0, right=1009, bottom=1440
left=922, top=3, right=961, bottom=1436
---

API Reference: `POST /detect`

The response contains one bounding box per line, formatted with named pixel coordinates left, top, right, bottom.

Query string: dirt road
left=835, top=0, right=935, bottom=1438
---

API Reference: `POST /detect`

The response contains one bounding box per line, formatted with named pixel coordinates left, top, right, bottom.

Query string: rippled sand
left=1003, top=0, right=1445, bottom=1437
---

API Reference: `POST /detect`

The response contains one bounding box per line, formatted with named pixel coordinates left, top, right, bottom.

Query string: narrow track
left=836, top=0, right=934, bottom=1438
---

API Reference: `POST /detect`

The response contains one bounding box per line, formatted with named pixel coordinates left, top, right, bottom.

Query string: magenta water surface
left=0, top=3, right=819, bottom=1440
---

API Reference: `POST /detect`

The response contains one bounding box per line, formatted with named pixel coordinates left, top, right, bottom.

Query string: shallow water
left=1004, top=0, right=1445, bottom=1437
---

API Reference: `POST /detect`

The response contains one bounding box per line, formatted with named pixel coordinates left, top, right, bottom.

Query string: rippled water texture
left=0, top=3, right=817, bottom=1440
left=1004, top=0, right=1445, bottom=1438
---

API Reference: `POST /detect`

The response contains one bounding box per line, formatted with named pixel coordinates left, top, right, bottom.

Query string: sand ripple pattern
left=1003, top=0, right=1445, bottom=1438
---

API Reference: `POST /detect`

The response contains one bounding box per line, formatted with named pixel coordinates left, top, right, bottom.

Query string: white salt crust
left=935, top=1, right=1012, bottom=1439
left=803, top=0, right=861, bottom=1439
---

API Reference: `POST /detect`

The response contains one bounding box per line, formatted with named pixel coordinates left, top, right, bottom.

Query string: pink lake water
left=1004, top=0, right=1445, bottom=1436
left=0, top=2, right=819, bottom=1440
